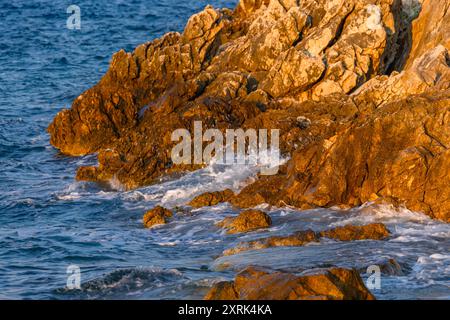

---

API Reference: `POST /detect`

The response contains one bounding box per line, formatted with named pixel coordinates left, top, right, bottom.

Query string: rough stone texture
left=204, top=280, right=238, bottom=299
left=217, top=209, right=272, bottom=234
left=142, top=206, right=173, bottom=228
left=204, top=266, right=376, bottom=300
left=223, top=223, right=390, bottom=255
left=353, top=45, right=450, bottom=108
left=320, top=223, right=390, bottom=241
left=188, top=189, right=235, bottom=208
left=49, top=0, right=450, bottom=221
left=405, top=0, right=450, bottom=69
left=233, top=91, right=450, bottom=222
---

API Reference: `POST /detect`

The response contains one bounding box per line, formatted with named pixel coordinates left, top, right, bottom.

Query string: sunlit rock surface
left=49, top=0, right=450, bottom=222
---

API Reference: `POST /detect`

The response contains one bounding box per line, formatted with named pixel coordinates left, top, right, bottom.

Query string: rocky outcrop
left=217, top=209, right=272, bottom=234
left=48, top=0, right=450, bottom=222
left=142, top=206, right=173, bottom=228
left=223, top=223, right=390, bottom=255
left=204, top=266, right=375, bottom=300
left=48, top=0, right=405, bottom=179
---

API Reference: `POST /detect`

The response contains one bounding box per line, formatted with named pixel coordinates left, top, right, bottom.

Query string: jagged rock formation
left=231, top=92, right=450, bottom=222
left=204, top=266, right=376, bottom=300
left=49, top=0, right=450, bottom=221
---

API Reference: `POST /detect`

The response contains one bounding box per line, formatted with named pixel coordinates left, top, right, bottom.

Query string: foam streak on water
left=0, top=0, right=449, bottom=300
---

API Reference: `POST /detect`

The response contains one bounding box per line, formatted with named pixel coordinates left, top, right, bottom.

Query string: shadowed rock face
left=204, top=266, right=376, bottom=300
left=223, top=223, right=390, bottom=255
left=49, top=0, right=450, bottom=221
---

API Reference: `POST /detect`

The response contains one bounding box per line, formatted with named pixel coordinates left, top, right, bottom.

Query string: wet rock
left=319, top=223, right=390, bottom=241
left=223, top=229, right=319, bottom=256
left=378, top=258, right=404, bottom=276
left=223, top=223, right=390, bottom=255
left=217, top=209, right=272, bottom=234
left=142, top=206, right=173, bottom=228
left=353, top=45, right=450, bottom=108
left=205, top=266, right=375, bottom=300
left=359, top=258, right=404, bottom=276
left=377, top=258, right=407, bottom=276
left=188, top=189, right=235, bottom=208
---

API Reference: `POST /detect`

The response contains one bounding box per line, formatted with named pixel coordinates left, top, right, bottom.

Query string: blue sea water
left=0, top=0, right=449, bottom=300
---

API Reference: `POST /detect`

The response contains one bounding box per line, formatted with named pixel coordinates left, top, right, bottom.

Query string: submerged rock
left=142, top=206, right=173, bottom=228
left=217, top=209, right=272, bottom=234
left=223, top=229, right=319, bottom=256
left=359, top=258, right=405, bottom=276
left=378, top=258, right=404, bottom=276
left=223, top=223, right=390, bottom=255
left=205, top=266, right=375, bottom=300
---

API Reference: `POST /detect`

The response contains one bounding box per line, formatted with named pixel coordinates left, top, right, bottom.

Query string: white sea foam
left=411, top=254, right=450, bottom=283
left=157, top=152, right=288, bottom=207
left=107, top=175, right=126, bottom=191
left=56, top=193, right=81, bottom=201
left=330, top=203, right=433, bottom=226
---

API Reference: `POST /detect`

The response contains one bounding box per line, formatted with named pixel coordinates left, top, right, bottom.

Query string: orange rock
left=232, top=92, right=450, bottom=222
left=223, top=223, right=390, bottom=256
left=406, top=0, right=450, bottom=69
left=203, top=281, right=238, bottom=300
left=319, top=223, right=390, bottom=241
left=142, top=206, right=173, bottom=228
left=188, top=189, right=234, bottom=208
left=217, top=210, right=272, bottom=234
left=205, top=266, right=375, bottom=300
left=48, top=0, right=403, bottom=185
left=223, top=229, right=319, bottom=256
